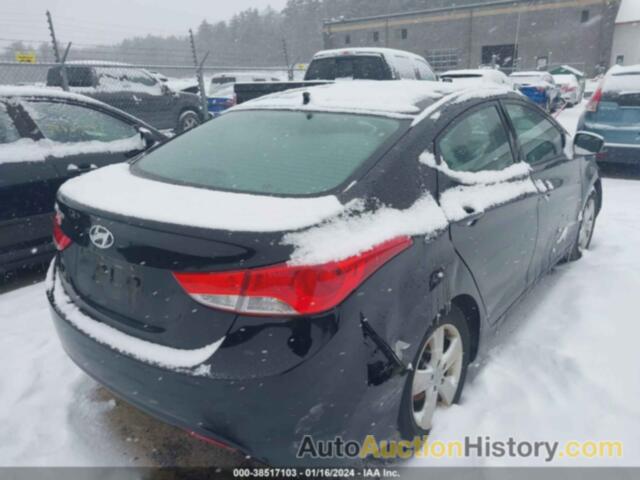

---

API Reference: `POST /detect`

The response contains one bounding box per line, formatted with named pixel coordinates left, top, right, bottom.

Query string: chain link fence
left=1, top=8, right=296, bottom=134
left=0, top=59, right=294, bottom=133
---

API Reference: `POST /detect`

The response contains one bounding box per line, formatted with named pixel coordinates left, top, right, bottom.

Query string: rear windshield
left=305, top=56, right=389, bottom=80
left=603, top=73, right=640, bottom=106
left=134, top=110, right=402, bottom=196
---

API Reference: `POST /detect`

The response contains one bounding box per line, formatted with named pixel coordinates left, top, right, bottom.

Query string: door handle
left=463, top=206, right=485, bottom=226
left=68, top=163, right=97, bottom=173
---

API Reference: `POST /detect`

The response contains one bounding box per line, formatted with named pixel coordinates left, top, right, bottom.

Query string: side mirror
left=574, top=131, right=605, bottom=156
left=137, top=127, right=157, bottom=149
left=161, top=83, right=172, bottom=95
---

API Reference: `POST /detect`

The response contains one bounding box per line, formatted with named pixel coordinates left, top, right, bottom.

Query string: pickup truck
left=235, top=48, right=438, bottom=104
left=47, top=62, right=204, bottom=132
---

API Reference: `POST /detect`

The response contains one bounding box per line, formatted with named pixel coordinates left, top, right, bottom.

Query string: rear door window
left=437, top=105, right=514, bottom=173
left=24, top=101, right=138, bottom=143
left=134, top=110, right=402, bottom=196
left=505, top=103, right=563, bottom=165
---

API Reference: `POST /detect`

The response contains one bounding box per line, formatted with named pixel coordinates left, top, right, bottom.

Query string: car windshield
left=134, top=110, right=402, bottom=196
left=511, top=75, right=544, bottom=84
left=305, top=56, right=388, bottom=80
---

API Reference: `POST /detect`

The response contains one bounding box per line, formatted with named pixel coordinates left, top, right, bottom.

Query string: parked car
left=0, top=87, right=165, bottom=275
left=207, top=74, right=282, bottom=116
left=441, top=68, right=513, bottom=88
left=549, top=65, right=586, bottom=99
left=583, top=77, right=602, bottom=99
left=510, top=71, right=562, bottom=112
left=552, top=73, right=583, bottom=106
left=48, top=81, right=602, bottom=466
left=578, top=64, right=640, bottom=166
left=234, top=48, right=438, bottom=104
left=46, top=62, right=204, bottom=133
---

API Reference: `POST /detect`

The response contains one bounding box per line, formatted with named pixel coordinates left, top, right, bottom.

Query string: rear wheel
left=177, top=110, right=201, bottom=133
left=399, top=306, right=470, bottom=436
left=567, top=193, right=598, bottom=261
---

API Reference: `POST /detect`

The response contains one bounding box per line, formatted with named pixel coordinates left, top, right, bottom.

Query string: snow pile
left=419, top=151, right=531, bottom=185
left=234, top=80, right=457, bottom=116
left=0, top=138, right=48, bottom=163
left=439, top=179, right=539, bottom=222
left=59, top=163, right=345, bottom=233
left=0, top=135, right=144, bottom=165
left=283, top=194, right=448, bottom=265
left=0, top=85, right=106, bottom=107
left=419, top=150, right=539, bottom=223
left=49, top=270, right=224, bottom=371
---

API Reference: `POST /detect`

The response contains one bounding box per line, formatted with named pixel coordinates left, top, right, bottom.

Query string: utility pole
left=282, top=38, right=293, bottom=81
left=189, top=29, right=209, bottom=123
left=46, top=10, right=71, bottom=91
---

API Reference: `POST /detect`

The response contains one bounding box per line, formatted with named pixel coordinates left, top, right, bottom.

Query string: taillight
left=174, top=237, right=413, bottom=316
left=586, top=86, right=603, bottom=112
left=52, top=205, right=72, bottom=251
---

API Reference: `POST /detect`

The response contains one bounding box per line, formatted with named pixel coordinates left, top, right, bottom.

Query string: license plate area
left=75, top=249, right=144, bottom=311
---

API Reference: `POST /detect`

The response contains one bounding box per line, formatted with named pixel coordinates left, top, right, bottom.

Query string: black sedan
left=0, top=87, right=165, bottom=276
left=47, top=82, right=603, bottom=466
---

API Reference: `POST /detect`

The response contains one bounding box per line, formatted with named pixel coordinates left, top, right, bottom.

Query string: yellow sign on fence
left=15, top=52, right=36, bottom=64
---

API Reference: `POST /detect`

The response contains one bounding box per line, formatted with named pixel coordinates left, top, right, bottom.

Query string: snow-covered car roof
left=0, top=85, right=106, bottom=106
left=553, top=65, right=585, bottom=77
left=552, top=74, right=580, bottom=84
left=231, top=80, right=516, bottom=119
left=64, top=60, right=132, bottom=67
left=608, top=64, right=640, bottom=76
left=510, top=71, right=547, bottom=77
left=312, top=47, right=427, bottom=63
left=442, top=69, right=492, bottom=77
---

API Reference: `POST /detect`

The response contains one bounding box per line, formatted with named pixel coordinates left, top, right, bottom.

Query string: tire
left=567, top=192, right=598, bottom=262
left=177, top=110, right=201, bottom=133
left=398, top=305, right=471, bottom=437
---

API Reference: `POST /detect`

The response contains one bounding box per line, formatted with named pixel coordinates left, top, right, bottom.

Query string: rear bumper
left=598, top=144, right=640, bottom=166
left=47, top=261, right=407, bottom=466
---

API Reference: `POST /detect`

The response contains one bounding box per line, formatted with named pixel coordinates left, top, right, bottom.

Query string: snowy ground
left=0, top=103, right=639, bottom=467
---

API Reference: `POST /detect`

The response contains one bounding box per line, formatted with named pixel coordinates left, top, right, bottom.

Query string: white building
left=611, top=0, right=640, bottom=66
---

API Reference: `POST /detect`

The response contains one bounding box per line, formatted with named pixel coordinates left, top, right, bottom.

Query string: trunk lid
left=57, top=200, right=292, bottom=350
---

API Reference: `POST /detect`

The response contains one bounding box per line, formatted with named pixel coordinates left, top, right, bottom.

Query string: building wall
left=611, top=22, right=640, bottom=66
left=323, top=0, right=620, bottom=76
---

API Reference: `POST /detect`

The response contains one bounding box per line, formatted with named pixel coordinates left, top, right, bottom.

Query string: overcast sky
left=2, top=0, right=290, bottom=46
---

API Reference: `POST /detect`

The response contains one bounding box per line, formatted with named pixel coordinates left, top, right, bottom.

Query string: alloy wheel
left=579, top=197, right=596, bottom=251
left=412, top=323, right=464, bottom=431
left=182, top=115, right=200, bottom=131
